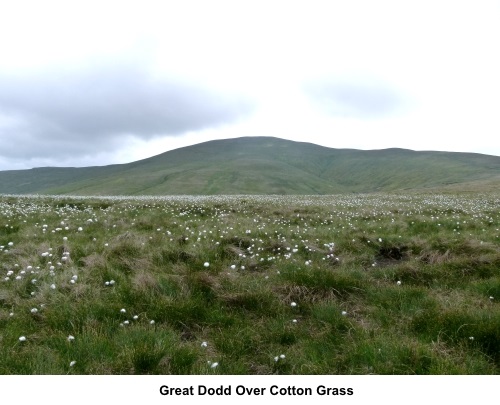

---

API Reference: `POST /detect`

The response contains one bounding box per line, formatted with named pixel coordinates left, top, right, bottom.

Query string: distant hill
left=1, top=137, right=500, bottom=195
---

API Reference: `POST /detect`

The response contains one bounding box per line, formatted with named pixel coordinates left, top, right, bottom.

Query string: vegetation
left=1, top=137, right=500, bottom=195
left=0, top=193, right=498, bottom=374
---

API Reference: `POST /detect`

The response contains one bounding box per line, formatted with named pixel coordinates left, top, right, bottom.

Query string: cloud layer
left=0, top=62, right=253, bottom=162
left=0, top=1, right=499, bottom=171
left=305, top=78, right=407, bottom=119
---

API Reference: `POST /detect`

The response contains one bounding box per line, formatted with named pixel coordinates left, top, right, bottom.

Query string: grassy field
left=0, top=193, right=499, bottom=374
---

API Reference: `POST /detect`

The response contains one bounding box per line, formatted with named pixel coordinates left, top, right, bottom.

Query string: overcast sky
left=1, top=0, right=499, bottom=171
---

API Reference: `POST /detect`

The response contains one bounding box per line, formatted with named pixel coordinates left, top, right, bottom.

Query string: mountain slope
left=1, top=137, right=500, bottom=195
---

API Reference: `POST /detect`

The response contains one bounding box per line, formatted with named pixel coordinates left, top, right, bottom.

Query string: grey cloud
left=0, top=63, right=254, bottom=161
left=305, top=78, right=406, bottom=119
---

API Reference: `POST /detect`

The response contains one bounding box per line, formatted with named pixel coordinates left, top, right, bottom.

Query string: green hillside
left=1, top=137, right=500, bottom=195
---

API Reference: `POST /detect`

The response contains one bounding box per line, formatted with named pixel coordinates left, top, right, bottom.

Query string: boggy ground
left=0, top=193, right=498, bottom=374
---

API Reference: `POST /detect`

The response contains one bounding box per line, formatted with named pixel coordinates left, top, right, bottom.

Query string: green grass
left=0, top=193, right=499, bottom=374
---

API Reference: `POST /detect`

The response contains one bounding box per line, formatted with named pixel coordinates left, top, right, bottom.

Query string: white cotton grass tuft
left=67, top=335, right=75, bottom=342
left=290, top=302, right=297, bottom=307
left=19, top=336, right=26, bottom=342
left=341, top=311, right=347, bottom=316
left=397, top=280, right=402, bottom=285
left=201, top=341, right=208, bottom=348
left=69, top=361, right=76, bottom=367
left=204, top=262, right=210, bottom=268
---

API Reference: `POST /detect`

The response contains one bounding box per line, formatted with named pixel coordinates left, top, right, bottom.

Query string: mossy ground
left=0, top=193, right=498, bottom=374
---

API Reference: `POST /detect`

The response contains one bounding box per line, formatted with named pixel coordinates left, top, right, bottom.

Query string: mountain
left=1, top=137, right=500, bottom=195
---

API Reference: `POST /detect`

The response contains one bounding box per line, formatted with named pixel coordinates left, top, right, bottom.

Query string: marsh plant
left=0, top=193, right=498, bottom=374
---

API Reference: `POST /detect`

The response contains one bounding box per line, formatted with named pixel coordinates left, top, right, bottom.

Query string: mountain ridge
left=1, top=136, right=500, bottom=195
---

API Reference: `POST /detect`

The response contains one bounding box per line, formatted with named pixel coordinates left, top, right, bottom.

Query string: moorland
left=0, top=193, right=498, bottom=374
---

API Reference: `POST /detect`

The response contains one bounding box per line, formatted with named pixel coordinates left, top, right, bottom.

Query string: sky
left=0, top=0, right=499, bottom=171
